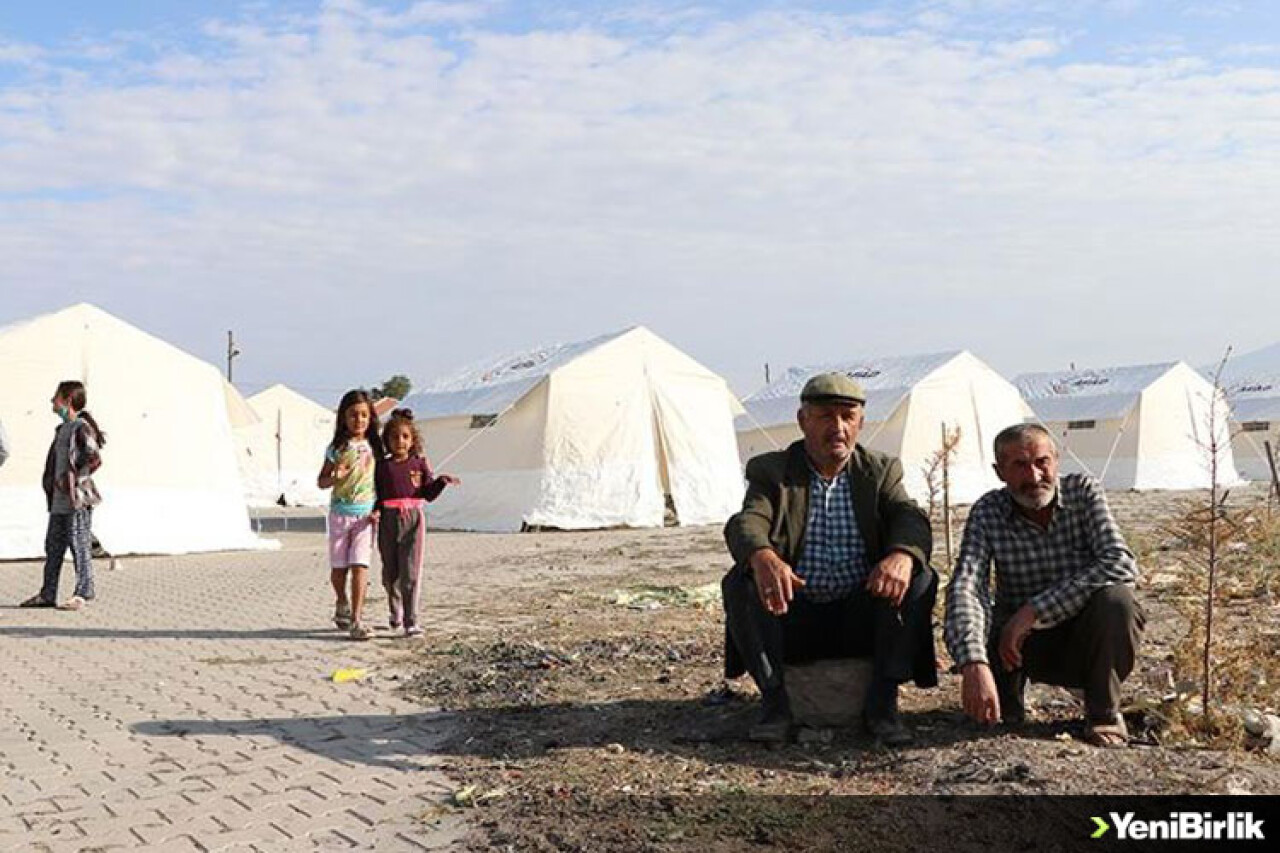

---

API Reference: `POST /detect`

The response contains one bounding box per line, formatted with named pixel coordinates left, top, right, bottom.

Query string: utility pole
left=226, top=331, right=241, bottom=382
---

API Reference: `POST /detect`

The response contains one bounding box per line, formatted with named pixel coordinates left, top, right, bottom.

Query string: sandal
left=1083, top=716, right=1129, bottom=748
left=58, top=595, right=87, bottom=611
left=333, top=602, right=352, bottom=630
left=20, top=594, right=56, bottom=608
left=348, top=623, right=371, bottom=641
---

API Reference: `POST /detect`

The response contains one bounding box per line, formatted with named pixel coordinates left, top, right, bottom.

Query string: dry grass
left=1137, top=496, right=1280, bottom=746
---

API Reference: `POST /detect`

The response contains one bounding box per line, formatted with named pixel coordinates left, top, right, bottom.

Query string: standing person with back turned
left=723, top=372, right=938, bottom=745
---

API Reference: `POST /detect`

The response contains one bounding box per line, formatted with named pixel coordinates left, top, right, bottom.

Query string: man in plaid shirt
left=945, top=423, right=1144, bottom=747
left=724, top=373, right=938, bottom=745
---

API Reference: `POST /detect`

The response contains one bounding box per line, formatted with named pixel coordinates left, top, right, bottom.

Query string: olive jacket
left=724, top=440, right=931, bottom=573
left=722, top=440, right=935, bottom=683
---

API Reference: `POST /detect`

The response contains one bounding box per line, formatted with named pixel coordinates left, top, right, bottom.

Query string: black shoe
left=865, top=714, right=914, bottom=746
left=749, top=688, right=793, bottom=744
left=995, top=668, right=1027, bottom=726
left=863, top=678, right=913, bottom=746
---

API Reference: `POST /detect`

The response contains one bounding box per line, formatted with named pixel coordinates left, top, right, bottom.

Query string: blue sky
left=3, top=1, right=1280, bottom=400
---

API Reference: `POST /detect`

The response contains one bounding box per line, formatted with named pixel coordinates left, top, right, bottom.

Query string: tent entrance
left=650, top=397, right=678, bottom=526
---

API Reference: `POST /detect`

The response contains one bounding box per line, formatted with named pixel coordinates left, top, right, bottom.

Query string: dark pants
left=722, top=565, right=939, bottom=696
left=41, top=509, right=95, bottom=602
left=377, top=504, right=427, bottom=630
left=989, top=585, right=1145, bottom=721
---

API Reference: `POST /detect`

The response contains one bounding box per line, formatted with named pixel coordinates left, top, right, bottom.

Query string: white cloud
left=1, top=4, right=1279, bottom=392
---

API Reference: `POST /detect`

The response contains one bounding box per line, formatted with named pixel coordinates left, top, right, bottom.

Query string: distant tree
left=372, top=375, right=412, bottom=401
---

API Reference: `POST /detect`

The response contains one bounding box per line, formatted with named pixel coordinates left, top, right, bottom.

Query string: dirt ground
left=383, top=487, right=1280, bottom=852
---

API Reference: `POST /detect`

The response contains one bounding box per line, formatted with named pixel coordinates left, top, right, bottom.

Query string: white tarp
left=236, top=384, right=335, bottom=507
left=1016, top=361, right=1240, bottom=490
left=737, top=351, right=1034, bottom=505
left=402, top=327, right=744, bottom=531
left=0, top=303, right=273, bottom=558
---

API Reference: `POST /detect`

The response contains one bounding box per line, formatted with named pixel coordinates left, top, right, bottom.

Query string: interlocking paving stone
left=1, top=534, right=465, bottom=851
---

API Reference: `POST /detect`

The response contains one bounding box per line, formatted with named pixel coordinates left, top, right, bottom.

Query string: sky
left=3, top=0, right=1280, bottom=400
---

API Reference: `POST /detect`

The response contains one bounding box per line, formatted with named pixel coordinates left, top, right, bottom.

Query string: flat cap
left=800, top=372, right=866, bottom=406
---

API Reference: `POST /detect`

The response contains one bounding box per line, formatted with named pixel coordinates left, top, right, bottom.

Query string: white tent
left=236, top=384, right=335, bottom=507
left=401, top=326, right=745, bottom=531
left=1015, top=361, right=1240, bottom=491
left=737, top=351, right=1034, bottom=505
left=0, top=303, right=271, bottom=558
left=1212, top=343, right=1280, bottom=483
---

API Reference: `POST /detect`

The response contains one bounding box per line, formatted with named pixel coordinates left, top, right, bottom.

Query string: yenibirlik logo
left=1091, top=812, right=1265, bottom=841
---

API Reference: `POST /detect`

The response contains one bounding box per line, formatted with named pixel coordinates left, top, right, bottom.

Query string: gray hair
left=993, top=423, right=1055, bottom=462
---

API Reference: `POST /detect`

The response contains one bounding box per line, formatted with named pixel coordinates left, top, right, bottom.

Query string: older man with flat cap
left=722, top=372, right=939, bottom=743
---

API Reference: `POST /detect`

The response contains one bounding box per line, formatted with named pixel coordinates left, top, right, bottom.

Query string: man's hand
left=749, top=548, right=806, bottom=615
left=998, top=603, right=1037, bottom=671
left=866, top=550, right=913, bottom=607
left=961, top=662, right=1001, bottom=725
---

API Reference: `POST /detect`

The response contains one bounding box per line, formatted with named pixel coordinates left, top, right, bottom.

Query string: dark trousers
left=377, top=505, right=427, bottom=629
left=722, top=565, right=939, bottom=695
left=989, top=585, right=1145, bottom=721
left=41, top=509, right=95, bottom=602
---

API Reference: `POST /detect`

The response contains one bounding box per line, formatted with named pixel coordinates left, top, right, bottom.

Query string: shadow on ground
left=131, top=698, right=1069, bottom=774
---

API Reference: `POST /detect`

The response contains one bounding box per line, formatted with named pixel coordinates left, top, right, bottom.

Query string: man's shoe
left=865, top=713, right=914, bottom=746
left=994, top=668, right=1027, bottom=726
left=748, top=689, right=793, bottom=744
left=863, top=678, right=913, bottom=746
left=1083, top=715, right=1128, bottom=749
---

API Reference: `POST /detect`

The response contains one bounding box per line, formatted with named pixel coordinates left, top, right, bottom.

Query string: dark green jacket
left=724, top=440, right=931, bottom=573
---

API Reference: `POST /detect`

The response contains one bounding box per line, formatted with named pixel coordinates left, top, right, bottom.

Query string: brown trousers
left=990, top=585, right=1145, bottom=721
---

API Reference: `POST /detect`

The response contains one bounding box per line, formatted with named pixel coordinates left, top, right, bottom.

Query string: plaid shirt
left=944, top=473, right=1137, bottom=667
left=795, top=463, right=870, bottom=602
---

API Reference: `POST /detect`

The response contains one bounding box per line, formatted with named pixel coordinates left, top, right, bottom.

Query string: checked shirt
left=795, top=463, right=870, bottom=603
left=944, top=472, right=1137, bottom=667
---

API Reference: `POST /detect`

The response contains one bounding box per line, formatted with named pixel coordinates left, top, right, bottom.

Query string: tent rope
left=736, top=403, right=785, bottom=453
left=1026, top=412, right=1095, bottom=479
left=1096, top=405, right=1136, bottom=484
left=433, top=393, right=525, bottom=469
left=860, top=393, right=906, bottom=447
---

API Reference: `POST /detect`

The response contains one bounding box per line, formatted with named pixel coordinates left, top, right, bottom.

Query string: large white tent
left=737, top=351, right=1034, bottom=505
left=1213, top=342, right=1280, bottom=484
left=236, top=384, right=335, bottom=507
left=0, top=304, right=270, bottom=558
left=401, top=326, right=745, bottom=531
left=1016, top=361, right=1240, bottom=491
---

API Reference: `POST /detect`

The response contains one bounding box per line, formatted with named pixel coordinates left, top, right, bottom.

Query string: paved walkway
left=0, top=533, right=465, bottom=852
